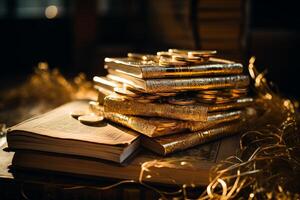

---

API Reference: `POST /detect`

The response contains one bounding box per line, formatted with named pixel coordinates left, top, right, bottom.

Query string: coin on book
left=143, top=94, right=161, bottom=100
left=159, top=56, right=188, bottom=66
left=168, top=49, right=189, bottom=55
left=168, top=96, right=196, bottom=105
left=114, top=87, right=139, bottom=97
left=215, top=97, right=233, bottom=104
left=157, top=51, right=172, bottom=58
left=188, top=50, right=217, bottom=57
left=136, top=98, right=155, bottom=103
left=186, top=56, right=204, bottom=64
left=157, top=92, right=177, bottom=97
left=70, top=110, right=89, bottom=118
left=172, top=54, right=189, bottom=61
left=197, top=99, right=215, bottom=104
left=127, top=53, right=157, bottom=61
left=78, top=114, right=104, bottom=125
left=196, top=93, right=217, bottom=99
left=198, top=90, right=219, bottom=95
left=231, top=88, right=248, bottom=94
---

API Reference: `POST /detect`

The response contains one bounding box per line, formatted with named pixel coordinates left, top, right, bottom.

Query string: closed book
left=104, top=94, right=208, bottom=121
left=104, top=57, right=243, bottom=79
left=106, top=69, right=249, bottom=93
left=104, top=94, right=253, bottom=121
left=142, top=121, right=243, bottom=156
left=90, top=101, right=242, bottom=137
left=10, top=134, right=240, bottom=186
left=6, top=101, right=141, bottom=163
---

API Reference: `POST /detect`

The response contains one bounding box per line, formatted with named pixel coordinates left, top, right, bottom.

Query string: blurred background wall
left=0, top=0, right=299, bottom=98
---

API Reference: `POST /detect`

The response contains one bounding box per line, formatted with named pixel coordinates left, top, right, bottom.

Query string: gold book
left=90, top=102, right=242, bottom=137
left=103, top=94, right=252, bottom=121
left=142, top=121, right=244, bottom=155
left=93, top=76, right=122, bottom=91
left=107, top=69, right=250, bottom=93
left=105, top=57, right=244, bottom=79
left=104, top=94, right=208, bottom=121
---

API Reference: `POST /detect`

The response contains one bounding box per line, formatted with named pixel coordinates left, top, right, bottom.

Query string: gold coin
left=114, top=87, right=139, bottom=97
left=168, top=97, right=196, bottom=105
left=186, top=55, right=205, bottom=64
left=172, top=54, right=188, bottom=61
left=78, top=114, right=104, bottom=124
left=188, top=50, right=217, bottom=57
left=197, top=99, right=215, bottom=104
left=128, top=53, right=157, bottom=61
left=187, top=54, right=202, bottom=60
left=157, top=92, right=177, bottom=97
left=70, top=110, right=89, bottom=118
left=159, top=56, right=188, bottom=66
left=167, top=60, right=188, bottom=66
left=136, top=98, right=155, bottom=103
left=231, top=93, right=244, bottom=98
left=125, top=86, right=144, bottom=94
left=215, top=97, right=233, bottom=104
left=196, top=94, right=217, bottom=99
left=172, top=60, right=188, bottom=66
left=157, top=51, right=172, bottom=58
left=168, top=49, right=189, bottom=55
left=143, top=94, right=161, bottom=100
left=231, top=88, right=248, bottom=94
left=198, top=90, right=219, bottom=95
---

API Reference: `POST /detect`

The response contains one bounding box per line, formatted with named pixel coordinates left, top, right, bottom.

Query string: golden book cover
left=103, top=94, right=253, bottom=121
left=104, top=94, right=208, bottom=121
left=90, top=102, right=242, bottom=137
left=105, top=57, right=244, bottom=79
left=107, top=68, right=250, bottom=93
left=142, top=121, right=244, bottom=155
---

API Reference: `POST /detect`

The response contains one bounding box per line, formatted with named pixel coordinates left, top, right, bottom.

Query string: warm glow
left=180, top=161, right=187, bottom=166
left=146, top=175, right=152, bottom=179
left=45, top=5, right=58, bottom=19
left=249, top=193, right=255, bottom=198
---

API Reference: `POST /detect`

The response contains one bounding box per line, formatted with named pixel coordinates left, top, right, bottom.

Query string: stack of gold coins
left=91, top=49, right=252, bottom=137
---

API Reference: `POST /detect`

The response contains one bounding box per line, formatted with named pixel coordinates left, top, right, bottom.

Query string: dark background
left=0, top=0, right=299, bottom=98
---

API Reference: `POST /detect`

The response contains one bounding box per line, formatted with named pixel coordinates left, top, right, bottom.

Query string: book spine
left=152, top=122, right=243, bottom=155
left=141, top=63, right=243, bottom=78
left=103, top=95, right=208, bottom=121
left=145, top=75, right=249, bottom=93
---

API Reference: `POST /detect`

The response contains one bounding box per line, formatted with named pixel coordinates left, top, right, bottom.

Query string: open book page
left=8, top=101, right=139, bottom=145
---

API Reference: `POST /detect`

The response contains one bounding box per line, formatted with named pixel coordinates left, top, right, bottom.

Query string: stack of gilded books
left=6, top=49, right=254, bottom=185
left=92, top=49, right=253, bottom=155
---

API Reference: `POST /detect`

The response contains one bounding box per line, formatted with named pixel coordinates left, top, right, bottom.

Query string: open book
left=6, top=101, right=141, bottom=163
